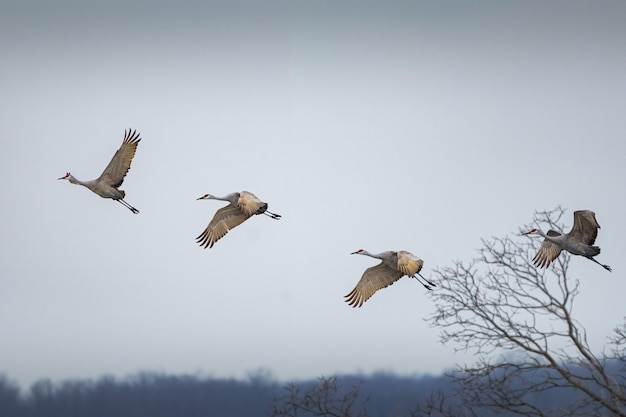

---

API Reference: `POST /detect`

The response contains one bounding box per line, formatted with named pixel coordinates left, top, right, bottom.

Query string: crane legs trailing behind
left=117, top=199, right=139, bottom=214
left=263, top=211, right=281, bottom=219
left=58, top=128, right=142, bottom=214
left=415, top=272, right=436, bottom=290
left=524, top=210, right=611, bottom=272
left=196, top=191, right=281, bottom=249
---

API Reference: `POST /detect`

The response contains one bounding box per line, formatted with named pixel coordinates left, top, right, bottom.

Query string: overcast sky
left=1, top=0, right=625, bottom=389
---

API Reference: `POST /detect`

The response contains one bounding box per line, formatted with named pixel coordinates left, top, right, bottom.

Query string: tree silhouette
left=0, top=375, right=20, bottom=416
left=426, top=206, right=626, bottom=416
left=270, top=376, right=369, bottom=417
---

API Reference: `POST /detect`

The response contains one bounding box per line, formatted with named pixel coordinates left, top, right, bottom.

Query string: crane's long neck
left=359, top=250, right=384, bottom=260
left=533, top=228, right=562, bottom=244
left=211, top=193, right=239, bottom=205
left=67, top=174, right=90, bottom=187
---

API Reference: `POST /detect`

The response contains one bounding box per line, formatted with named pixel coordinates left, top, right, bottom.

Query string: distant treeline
left=0, top=367, right=614, bottom=417
left=0, top=371, right=445, bottom=417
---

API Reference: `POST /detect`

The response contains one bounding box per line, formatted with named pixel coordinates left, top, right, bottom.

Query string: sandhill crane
left=524, top=210, right=611, bottom=272
left=58, top=129, right=141, bottom=214
left=344, top=249, right=435, bottom=308
left=196, top=191, right=281, bottom=249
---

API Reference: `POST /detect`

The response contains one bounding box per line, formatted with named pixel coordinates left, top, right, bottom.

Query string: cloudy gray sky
left=1, top=0, right=625, bottom=389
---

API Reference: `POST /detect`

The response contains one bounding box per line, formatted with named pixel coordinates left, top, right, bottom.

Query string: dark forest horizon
left=1, top=362, right=619, bottom=417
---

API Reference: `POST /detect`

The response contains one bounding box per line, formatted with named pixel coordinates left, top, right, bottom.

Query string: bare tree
left=427, top=206, right=626, bottom=417
left=270, top=376, right=369, bottom=417
left=407, top=388, right=471, bottom=417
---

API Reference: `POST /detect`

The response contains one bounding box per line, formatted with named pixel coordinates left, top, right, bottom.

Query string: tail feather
left=255, top=203, right=268, bottom=215
left=586, top=245, right=601, bottom=257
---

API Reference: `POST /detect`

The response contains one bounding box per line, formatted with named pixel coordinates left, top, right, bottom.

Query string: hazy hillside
left=0, top=366, right=616, bottom=417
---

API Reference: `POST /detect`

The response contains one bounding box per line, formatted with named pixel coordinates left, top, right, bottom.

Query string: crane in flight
left=345, top=249, right=434, bottom=308
left=58, top=128, right=141, bottom=214
left=196, top=191, right=281, bottom=249
left=523, top=210, right=611, bottom=272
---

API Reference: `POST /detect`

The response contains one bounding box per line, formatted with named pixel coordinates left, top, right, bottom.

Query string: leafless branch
left=427, top=206, right=626, bottom=417
left=270, top=376, right=369, bottom=417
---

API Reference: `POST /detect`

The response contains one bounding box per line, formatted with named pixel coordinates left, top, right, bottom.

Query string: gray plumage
left=58, top=129, right=141, bottom=214
left=344, top=249, right=434, bottom=308
left=196, top=191, right=281, bottom=249
left=524, top=210, right=611, bottom=272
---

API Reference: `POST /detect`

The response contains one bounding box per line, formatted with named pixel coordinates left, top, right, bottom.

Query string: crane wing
left=532, top=230, right=563, bottom=268
left=196, top=205, right=251, bottom=248
left=344, top=263, right=404, bottom=308
left=569, top=210, right=600, bottom=245
left=238, top=191, right=267, bottom=216
left=397, top=251, right=424, bottom=276
left=97, top=129, right=141, bottom=188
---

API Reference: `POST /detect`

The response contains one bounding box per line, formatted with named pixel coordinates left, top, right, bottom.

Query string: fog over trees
left=0, top=365, right=623, bottom=417
left=3, top=207, right=624, bottom=416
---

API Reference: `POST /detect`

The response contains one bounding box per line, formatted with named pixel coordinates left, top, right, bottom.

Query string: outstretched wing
left=98, top=129, right=141, bottom=188
left=196, top=205, right=251, bottom=248
left=569, top=210, right=600, bottom=246
left=532, top=230, right=563, bottom=268
left=344, top=263, right=404, bottom=308
left=397, top=251, right=424, bottom=276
